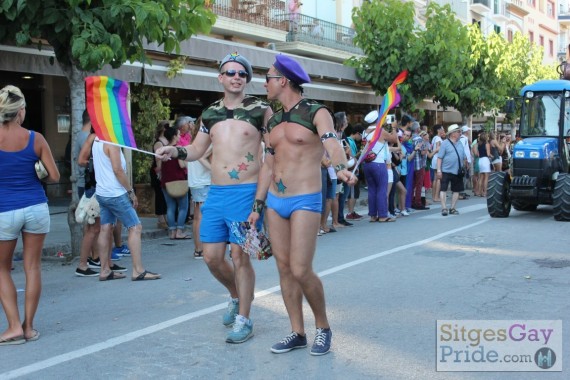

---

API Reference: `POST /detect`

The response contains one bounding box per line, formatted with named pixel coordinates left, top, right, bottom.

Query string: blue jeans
left=96, top=193, right=140, bottom=228
left=162, top=189, right=189, bottom=230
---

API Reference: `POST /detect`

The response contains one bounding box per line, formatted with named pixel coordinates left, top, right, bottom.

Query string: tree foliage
left=0, top=0, right=216, bottom=73
left=348, top=0, right=558, bottom=121
left=0, top=0, right=215, bottom=256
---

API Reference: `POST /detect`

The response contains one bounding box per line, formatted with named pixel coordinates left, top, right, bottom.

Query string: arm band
left=320, top=132, right=337, bottom=142
left=176, top=147, right=188, bottom=160
left=334, top=163, right=347, bottom=173
left=252, top=199, right=265, bottom=214
left=265, top=146, right=275, bottom=155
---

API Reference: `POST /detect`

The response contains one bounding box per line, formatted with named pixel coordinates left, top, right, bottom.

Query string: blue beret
left=219, top=52, right=253, bottom=83
left=273, top=54, right=310, bottom=86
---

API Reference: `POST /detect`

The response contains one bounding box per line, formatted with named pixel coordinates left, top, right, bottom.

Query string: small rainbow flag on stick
left=353, top=70, right=408, bottom=172
left=86, top=76, right=144, bottom=152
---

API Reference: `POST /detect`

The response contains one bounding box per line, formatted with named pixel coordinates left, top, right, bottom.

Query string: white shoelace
left=279, top=332, right=298, bottom=345
left=313, top=329, right=327, bottom=346
left=232, top=319, right=245, bottom=332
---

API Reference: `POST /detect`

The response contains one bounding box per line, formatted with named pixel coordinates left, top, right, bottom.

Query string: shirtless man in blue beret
left=249, top=54, right=355, bottom=356
left=157, top=52, right=273, bottom=344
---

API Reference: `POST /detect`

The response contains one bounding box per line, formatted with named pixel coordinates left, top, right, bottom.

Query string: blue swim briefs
left=266, top=191, right=322, bottom=219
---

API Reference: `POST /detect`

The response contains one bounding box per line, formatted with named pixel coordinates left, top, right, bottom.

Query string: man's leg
left=450, top=192, right=460, bottom=210
left=266, top=209, right=305, bottom=334
left=97, top=223, right=114, bottom=279
left=289, top=211, right=329, bottom=329
left=230, top=245, right=255, bottom=319
left=203, top=242, right=238, bottom=298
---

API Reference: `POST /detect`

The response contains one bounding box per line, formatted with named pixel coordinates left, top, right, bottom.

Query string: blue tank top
left=0, top=131, right=48, bottom=212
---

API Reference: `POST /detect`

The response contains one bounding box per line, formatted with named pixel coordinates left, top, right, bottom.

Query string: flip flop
left=328, top=227, right=337, bottom=233
left=175, top=235, right=192, bottom=240
left=0, top=335, right=25, bottom=346
left=99, top=271, right=126, bottom=281
left=378, top=218, right=396, bottom=223
left=25, top=330, right=40, bottom=342
left=193, top=250, right=204, bottom=259
left=132, top=270, right=161, bottom=281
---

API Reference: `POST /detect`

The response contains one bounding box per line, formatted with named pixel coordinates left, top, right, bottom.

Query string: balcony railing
left=211, top=0, right=361, bottom=54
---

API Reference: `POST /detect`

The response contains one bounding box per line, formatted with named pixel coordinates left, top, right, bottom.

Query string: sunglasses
left=221, top=70, right=248, bottom=78
left=265, top=74, right=283, bottom=83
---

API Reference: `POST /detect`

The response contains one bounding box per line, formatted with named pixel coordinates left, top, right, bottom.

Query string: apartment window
left=540, top=35, right=544, bottom=46
left=527, top=0, right=535, bottom=7
left=547, top=1, right=554, bottom=16
left=494, top=25, right=501, bottom=34
left=472, top=19, right=481, bottom=29
left=529, top=31, right=534, bottom=43
left=508, top=30, right=513, bottom=43
left=549, top=40, right=554, bottom=56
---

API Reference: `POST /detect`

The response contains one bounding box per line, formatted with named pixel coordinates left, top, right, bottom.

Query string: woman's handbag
left=363, top=152, right=377, bottom=163
left=165, top=180, right=189, bottom=198
left=35, top=160, right=48, bottom=180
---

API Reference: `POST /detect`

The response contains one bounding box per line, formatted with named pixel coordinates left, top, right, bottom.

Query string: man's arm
left=315, top=109, right=355, bottom=184
left=156, top=128, right=211, bottom=162
left=78, top=134, right=96, bottom=167
left=247, top=135, right=274, bottom=227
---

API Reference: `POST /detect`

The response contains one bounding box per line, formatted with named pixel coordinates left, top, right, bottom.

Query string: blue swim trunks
left=200, top=183, right=262, bottom=244
left=267, top=191, right=322, bottom=219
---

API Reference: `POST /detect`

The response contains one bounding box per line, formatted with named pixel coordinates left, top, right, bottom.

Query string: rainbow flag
left=363, top=70, right=408, bottom=154
left=85, top=76, right=136, bottom=148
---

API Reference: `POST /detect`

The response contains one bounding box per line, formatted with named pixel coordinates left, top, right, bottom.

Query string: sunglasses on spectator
left=221, top=70, right=248, bottom=78
left=265, top=74, right=283, bottom=83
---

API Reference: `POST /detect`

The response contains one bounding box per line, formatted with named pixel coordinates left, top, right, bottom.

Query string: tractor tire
left=553, top=173, right=570, bottom=221
left=512, top=200, right=538, bottom=211
left=487, top=172, right=511, bottom=218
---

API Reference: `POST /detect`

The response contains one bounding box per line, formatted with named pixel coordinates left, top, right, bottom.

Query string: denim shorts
left=96, top=193, right=140, bottom=228
left=0, top=203, right=50, bottom=240
left=190, top=185, right=210, bottom=203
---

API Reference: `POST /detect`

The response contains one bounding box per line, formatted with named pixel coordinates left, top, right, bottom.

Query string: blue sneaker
left=110, top=251, right=121, bottom=261
left=226, top=316, right=253, bottom=343
left=112, top=244, right=131, bottom=257
left=222, top=299, right=239, bottom=326
left=271, top=332, right=307, bottom=353
left=310, top=328, right=332, bottom=356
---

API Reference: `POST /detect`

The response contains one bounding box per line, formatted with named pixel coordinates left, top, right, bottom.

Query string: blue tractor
left=487, top=80, right=570, bottom=221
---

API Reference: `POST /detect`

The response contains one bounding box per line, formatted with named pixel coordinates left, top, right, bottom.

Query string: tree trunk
left=61, top=64, right=87, bottom=257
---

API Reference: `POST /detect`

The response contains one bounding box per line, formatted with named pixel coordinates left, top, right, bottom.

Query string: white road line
left=0, top=219, right=489, bottom=379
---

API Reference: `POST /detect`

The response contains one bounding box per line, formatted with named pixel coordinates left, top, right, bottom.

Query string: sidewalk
left=14, top=198, right=170, bottom=260
left=16, top=186, right=373, bottom=260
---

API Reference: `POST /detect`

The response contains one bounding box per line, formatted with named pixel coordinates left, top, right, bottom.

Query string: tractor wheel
left=553, top=173, right=570, bottom=221
left=487, top=172, right=511, bottom=217
left=512, top=200, right=538, bottom=211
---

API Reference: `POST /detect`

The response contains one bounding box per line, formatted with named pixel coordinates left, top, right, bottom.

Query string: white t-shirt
left=92, top=138, right=127, bottom=198
left=187, top=160, right=211, bottom=188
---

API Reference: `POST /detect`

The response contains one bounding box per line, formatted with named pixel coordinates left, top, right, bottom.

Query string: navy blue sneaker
left=310, top=328, right=332, bottom=356
left=271, top=332, right=307, bottom=353
left=110, top=251, right=121, bottom=261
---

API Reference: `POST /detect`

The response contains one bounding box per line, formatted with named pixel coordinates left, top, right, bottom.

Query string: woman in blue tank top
left=0, top=85, right=60, bottom=345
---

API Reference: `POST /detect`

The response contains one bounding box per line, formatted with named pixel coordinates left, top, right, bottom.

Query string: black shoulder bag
left=450, top=141, right=465, bottom=178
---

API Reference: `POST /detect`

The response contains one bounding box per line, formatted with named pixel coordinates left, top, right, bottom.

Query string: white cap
left=461, top=125, right=470, bottom=133
left=364, top=110, right=379, bottom=125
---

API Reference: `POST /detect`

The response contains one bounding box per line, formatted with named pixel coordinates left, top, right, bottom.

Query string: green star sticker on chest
left=245, top=152, right=254, bottom=162
left=228, top=169, right=240, bottom=180
left=275, top=179, right=287, bottom=193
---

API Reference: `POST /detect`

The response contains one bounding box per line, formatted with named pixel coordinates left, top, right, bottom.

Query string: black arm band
left=176, top=147, right=188, bottom=160
left=265, top=147, right=275, bottom=155
left=334, top=163, right=347, bottom=173
left=320, top=132, right=337, bottom=142
left=252, top=199, right=265, bottom=214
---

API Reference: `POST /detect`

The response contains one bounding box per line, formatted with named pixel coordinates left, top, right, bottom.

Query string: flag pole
left=94, top=139, right=158, bottom=157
